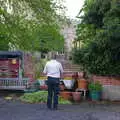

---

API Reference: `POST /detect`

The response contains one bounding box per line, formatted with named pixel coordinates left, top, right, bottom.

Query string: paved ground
left=0, top=98, right=120, bottom=120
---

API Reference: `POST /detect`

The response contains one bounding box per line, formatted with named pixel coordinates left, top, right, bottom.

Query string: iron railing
left=0, top=78, right=29, bottom=90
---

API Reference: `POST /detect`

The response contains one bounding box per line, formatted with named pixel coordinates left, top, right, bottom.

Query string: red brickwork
left=24, top=53, right=35, bottom=82
left=92, top=75, right=120, bottom=86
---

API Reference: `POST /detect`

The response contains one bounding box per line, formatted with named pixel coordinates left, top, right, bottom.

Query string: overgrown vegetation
left=73, top=0, right=120, bottom=76
left=0, top=0, right=65, bottom=52
left=20, top=91, right=71, bottom=104
left=34, top=59, right=47, bottom=79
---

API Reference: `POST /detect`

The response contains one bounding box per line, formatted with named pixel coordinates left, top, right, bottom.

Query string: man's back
left=43, top=60, right=63, bottom=78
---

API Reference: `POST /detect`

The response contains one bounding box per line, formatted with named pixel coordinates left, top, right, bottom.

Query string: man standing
left=43, top=54, right=64, bottom=110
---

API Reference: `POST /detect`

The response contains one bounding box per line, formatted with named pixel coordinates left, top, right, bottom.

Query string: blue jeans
left=47, top=76, right=60, bottom=109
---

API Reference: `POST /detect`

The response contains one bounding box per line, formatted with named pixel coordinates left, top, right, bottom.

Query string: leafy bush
left=20, top=91, right=71, bottom=104
left=34, top=59, right=48, bottom=79
left=88, top=82, right=102, bottom=91
left=20, top=91, right=47, bottom=103
left=72, top=48, right=85, bottom=64
left=73, top=0, right=120, bottom=76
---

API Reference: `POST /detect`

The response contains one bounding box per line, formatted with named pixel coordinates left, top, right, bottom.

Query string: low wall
left=102, top=85, right=120, bottom=101
left=92, top=75, right=120, bottom=101
left=92, top=75, right=120, bottom=85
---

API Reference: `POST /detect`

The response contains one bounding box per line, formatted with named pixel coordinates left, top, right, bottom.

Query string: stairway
left=56, top=55, right=83, bottom=90
left=56, top=55, right=81, bottom=73
left=63, top=64, right=81, bottom=72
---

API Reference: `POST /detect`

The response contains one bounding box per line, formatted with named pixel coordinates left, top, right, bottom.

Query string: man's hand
left=42, top=72, right=47, bottom=76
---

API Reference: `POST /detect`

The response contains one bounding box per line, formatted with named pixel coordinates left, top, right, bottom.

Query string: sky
left=64, top=0, right=85, bottom=19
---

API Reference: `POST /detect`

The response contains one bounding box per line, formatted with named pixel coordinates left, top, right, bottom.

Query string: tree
left=0, top=0, right=65, bottom=51
left=74, top=0, right=120, bottom=76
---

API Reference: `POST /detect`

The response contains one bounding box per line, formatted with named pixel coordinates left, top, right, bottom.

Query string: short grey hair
left=51, top=53, right=56, bottom=59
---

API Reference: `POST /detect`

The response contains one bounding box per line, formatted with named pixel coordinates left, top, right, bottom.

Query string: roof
left=0, top=51, right=23, bottom=58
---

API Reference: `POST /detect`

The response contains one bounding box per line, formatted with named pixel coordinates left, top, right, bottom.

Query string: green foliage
left=88, top=82, right=102, bottom=91
left=20, top=91, right=48, bottom=103
left=34, top=59, right=47, bottom=79
left=72, top=48, right=87, bottom=65
left=20, top=91, right=71, bottom=104
left=0, top=0, right=65, bottom=51
left=59, top=96, right=71, bottom=104
left=37, top=24, right=64, bottom=52
left=74, top=0, right=120, bottom=76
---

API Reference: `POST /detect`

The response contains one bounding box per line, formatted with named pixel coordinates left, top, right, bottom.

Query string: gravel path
left=0, top=98, right=120, bottom=120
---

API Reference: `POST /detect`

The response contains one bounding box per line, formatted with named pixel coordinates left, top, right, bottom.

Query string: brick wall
left=24, top=53, right=35, bottom=82
left=92, top=75, right=120, bottom=86
left=92, top=75, right=120, bottom=101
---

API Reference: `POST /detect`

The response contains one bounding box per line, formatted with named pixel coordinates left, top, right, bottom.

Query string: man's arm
left=43, top=64, right=47, bottom=76
left=59, top=63, right=64, bottom=79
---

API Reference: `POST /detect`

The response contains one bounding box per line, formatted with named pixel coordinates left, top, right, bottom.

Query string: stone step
left=64, top=68, right=80, bottom=71
left=58, top=60, right=81, bottom=72
left=64, top=68, right=81, bottom=71
left=63, top=68, right=81, bottom=71
left=63, top=70, right=80, bottom=73
left=63, top=64, right=80, bottom=67
left=63, top=65, right=80, bottom=67
left=63, top=67, right=81, bottom=70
